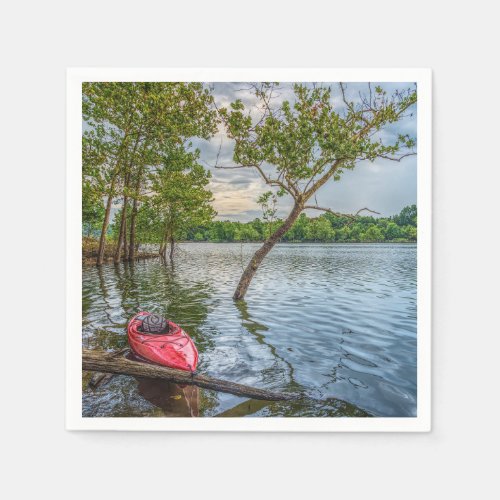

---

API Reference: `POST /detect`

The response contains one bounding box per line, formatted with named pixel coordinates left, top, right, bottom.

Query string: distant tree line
left=181, top=204, right=417, bottom=243
left=87, top=203, right=417, bottom=245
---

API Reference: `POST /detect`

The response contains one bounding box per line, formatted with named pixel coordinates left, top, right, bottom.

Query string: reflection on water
left=136, top=378, right=199, bottom=417
left=83, top=243, right=417, bottom=417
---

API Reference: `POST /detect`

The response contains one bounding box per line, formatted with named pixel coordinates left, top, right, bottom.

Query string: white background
left=1, top=0, right=499, bottom=498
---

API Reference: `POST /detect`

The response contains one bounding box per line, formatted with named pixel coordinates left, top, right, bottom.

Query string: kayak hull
left=127, top=312, right=198, bottom=372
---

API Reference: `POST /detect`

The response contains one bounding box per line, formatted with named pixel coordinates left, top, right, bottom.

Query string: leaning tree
left=218, top=83, right=417, bottom=299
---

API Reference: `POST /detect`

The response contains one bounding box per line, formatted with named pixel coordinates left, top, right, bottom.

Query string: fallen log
left=83, top=349, right=300, bottom=401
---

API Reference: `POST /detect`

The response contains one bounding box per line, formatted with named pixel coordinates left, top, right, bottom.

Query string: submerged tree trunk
left=159, top=233, right=166, bottom=259
left=96, top=176, right=117, bottom=266
left=169, top=234, right=175, bottom=263
left=160, top=223, right=173, bottom=262
left=233, top=202, right=304, bottom=300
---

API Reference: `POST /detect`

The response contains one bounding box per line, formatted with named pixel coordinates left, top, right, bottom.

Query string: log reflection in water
left=135, top=377, right=199, bottom=417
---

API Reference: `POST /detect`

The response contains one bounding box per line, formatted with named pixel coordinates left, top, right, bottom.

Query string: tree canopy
left=82, top=82, right=218, bottom=264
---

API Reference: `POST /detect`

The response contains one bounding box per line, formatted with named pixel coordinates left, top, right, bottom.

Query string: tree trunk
left=123, top=205, right=129, bottom=261
left=128, top=164, right=143, bottom=261
left=114, top=200, right=126, bottom=262
left=233, top=202, right=304, bottom=300
left=116, top=131, right=142, bottom=262
left=114, top=173, right=131, bottom=263
left=169, top=234, right=175, bottom=263
left=159, top=232, right=166, bottom=259
left=161, top=224, right=171, bottom=261
left=96, top=176, right=116, bottom=266
left=163, top=237, right=168, bottom=260
left=83, top=349, right=300, bottom=401
left=128, top=195, right=138, bottom=260
left=96, top=130, right=134, bottom=266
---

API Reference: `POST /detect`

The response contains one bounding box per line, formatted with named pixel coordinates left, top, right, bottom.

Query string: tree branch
left=377, top=152, right=417, bottom=162
left=214, top=165, right=248, bottom=170
left=254, top=164, right=298, bottom=197
left=215, top=163, right=298, bottom=199
left=304, top=205, right=380, bottom=221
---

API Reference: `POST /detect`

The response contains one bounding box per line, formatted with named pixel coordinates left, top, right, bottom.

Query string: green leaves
left=137, top=147, right=216, bottom=243
left=83, top=82, right=219, bottom=245
left=230, top=99, right=244, bottom=111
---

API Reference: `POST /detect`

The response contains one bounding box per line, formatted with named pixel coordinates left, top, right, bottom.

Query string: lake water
left=82, top=243, right=417, bottom=418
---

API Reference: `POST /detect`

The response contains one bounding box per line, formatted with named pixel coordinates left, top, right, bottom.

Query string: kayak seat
left=138, top=313, right=170, bottom=334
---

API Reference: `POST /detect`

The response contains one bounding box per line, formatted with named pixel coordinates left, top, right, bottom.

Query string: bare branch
left=254, top=163, right=297, bottom=197
left=339, top=82, right=351, bottom=110
left=377, top=152, right=416, bottom=162
left=303, top=205, right=380, bottom=221
left=214, top=138, right=222, bottom=167
left=304, top=158, right=344, bottom=199
left=202, top=138, right=223, bottom=169
left=354, top=207, right=381, bottom=217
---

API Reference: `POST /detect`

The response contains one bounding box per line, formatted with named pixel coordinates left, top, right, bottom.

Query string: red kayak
left=127, top=312, right=198, bottom=373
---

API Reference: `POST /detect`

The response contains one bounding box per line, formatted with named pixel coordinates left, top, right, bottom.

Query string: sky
left=190, top=82, right=417, bottom=222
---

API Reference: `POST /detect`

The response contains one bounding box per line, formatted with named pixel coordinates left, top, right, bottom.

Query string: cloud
left=190, top=82, right=417, bottom=221
left=209, top=174, right=273, bottom=218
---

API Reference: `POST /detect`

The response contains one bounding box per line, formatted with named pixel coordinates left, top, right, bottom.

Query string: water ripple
left=82, top=243, right=417, bottom=417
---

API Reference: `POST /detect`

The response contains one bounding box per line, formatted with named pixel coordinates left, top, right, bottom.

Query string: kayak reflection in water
left=135, top=377, right=199, bottom=417
left=125, top=349, right=199, bottom=417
